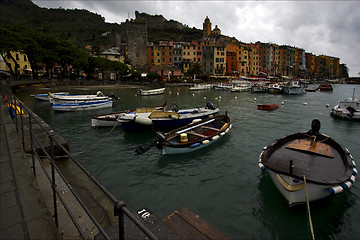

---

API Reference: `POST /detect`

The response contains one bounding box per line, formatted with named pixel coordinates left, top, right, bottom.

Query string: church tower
left=203, top=16, right=212, bottom=36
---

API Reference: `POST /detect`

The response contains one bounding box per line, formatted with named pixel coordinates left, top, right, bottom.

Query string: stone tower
left=203, top=16, right=212, bottom=36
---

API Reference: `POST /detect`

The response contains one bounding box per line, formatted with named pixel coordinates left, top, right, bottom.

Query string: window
left=24, top=55, right=27, bottom=61
left=16, top=54, right=19, bottom=60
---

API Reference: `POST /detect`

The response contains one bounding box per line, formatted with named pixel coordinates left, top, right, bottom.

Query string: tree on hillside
left=186, top=62, right=203, bottom=79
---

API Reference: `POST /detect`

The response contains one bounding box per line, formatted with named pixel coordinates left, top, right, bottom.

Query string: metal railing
left=0, top=81, right=159, bottom=240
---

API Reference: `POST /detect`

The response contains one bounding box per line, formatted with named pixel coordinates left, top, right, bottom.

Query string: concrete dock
left=0, top=97, right=59, bottom=239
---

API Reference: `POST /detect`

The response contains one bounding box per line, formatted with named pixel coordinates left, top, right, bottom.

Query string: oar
left=176, top=118, right=216, bottom=134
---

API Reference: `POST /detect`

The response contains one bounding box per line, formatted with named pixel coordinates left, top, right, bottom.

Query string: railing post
left=29, top=113, right=36, bottom=178
left=20, top=104, right=25, bottom=150
left=50, top=131, right=58, bottom=228
left=114, top=201, right=126, bottom=240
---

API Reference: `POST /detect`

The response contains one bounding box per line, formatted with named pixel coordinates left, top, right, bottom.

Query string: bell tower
left=203, top=16, right=212, bottom=36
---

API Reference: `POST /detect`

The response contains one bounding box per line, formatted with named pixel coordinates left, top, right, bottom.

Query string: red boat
left=257, top=104, right=279, bottom=110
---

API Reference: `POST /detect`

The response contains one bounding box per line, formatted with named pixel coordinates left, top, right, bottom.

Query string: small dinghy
left=330, top=88, right=360, bottom=121
left=49, top=91, right=118, bottom=104
left=136, top=115, right=231, bottom=155
left=258, top=119, right=357, bottom=206
left=137, top=88, right=165, bottom=96
left=257, top=104, right=279, bottom=110
left=52, top=100, right=113, bottom=112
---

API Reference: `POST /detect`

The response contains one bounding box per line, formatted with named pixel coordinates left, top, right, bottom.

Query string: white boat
left=137, top=88, right=165, bottom=96
left=231, top=84, right=249, bottom=92
left=214, top=82, right=234, bottom=90
left=91, top=104, right=166, bottom=127
left=52, top=100, right=113, bottom=112
left=49, top=91, right=113, bottom=104
left=135, top=115, right=231, bottom=155
left=189, top=84, right=213, bottom=91
left=34, top=92, right=69, bottom=101
left=258, top=119, right=357, bottom=206
left=268, top=83, right=283, bottom=94
left=283, top=81, right=303, bottom=95
left=331, top=88, right=360, bottom=121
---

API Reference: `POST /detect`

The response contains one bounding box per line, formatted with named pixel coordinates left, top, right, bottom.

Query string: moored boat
left=135, top=115, right=231, bottom=155
left=91, top=104, right=166, bottom=127
left=52, top=100, right=113, bottom=112
left=137, top=87, right=165, bottom=96
left=283, top=81, right=303, bottom=95
left=48, top=91, right=115, bottom=104
left=189, top=84, right=213, bottom=91
left=119, top=102, right=219, bottom=132
left=34, top=92, right=69, bottom=101
left=258, top=119, right=357, bottom=206
left=330, top=88, right=360, bottom=121
left=268, top=83, right=283, bottom=94
left=257, top=104, right=279, bottom=110
left=318, top=83, right=333, bottom=92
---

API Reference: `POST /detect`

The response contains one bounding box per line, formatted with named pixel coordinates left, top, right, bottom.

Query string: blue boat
left=118, top=102, right=219, bottom=132
left=52, top=100, right=113, bottom=112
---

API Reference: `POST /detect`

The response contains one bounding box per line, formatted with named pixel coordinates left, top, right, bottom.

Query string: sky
left=32, top=0, right=360, bottom=77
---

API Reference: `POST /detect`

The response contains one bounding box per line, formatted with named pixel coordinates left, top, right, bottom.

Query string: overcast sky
left=33, top=0, right=359, bottom=77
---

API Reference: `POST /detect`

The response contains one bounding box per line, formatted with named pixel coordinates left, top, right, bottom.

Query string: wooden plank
left=201, top=126, right=220, bottom=131
left=188, top=131, right=207, bottom=138
left=287, top=139, right=333, bottom=158
left=163, top=207, right=230, bottom=240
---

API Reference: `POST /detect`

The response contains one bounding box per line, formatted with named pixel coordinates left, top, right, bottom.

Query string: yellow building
left=213, top=45, right=226, bottom=75
left=248, top=46, right=259, bottom=76
left=0, top=51, right=31, bottom=76
left=182, top=43, right=197, bottom=73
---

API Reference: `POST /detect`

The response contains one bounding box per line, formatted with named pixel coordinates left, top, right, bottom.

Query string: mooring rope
left=303, top=175, right=315, bottom=240
left=72, top=119, right=119, bottom=156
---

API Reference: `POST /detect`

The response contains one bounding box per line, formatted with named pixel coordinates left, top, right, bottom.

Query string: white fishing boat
left=137, top=88, right=165, bottom=96
left=231, top=84, right=250, bottom=92
left=34, top=92, right=69, bottom=101
left=283, top=81, right=303, bottom=95
left=258, top=119, right=357, bottom=206
left=268, top=83, right=283, bottom=93
left=48, top=91, right=114, bottom=104
left=135, top=115, right=231, bottom=155
left=331, top=88, right=360, bottom=121
left=189, top=84, right=213, bottom=91
left=214, top=82, right=234, bottom=91
left=52, top=100, right=113, bottom=112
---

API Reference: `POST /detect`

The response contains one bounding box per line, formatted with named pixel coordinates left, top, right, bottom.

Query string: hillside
left=0, top=0, right=203, bottom=48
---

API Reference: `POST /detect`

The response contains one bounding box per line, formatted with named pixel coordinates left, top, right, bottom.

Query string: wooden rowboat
left=136, top=115, right=231, bottom=155
left=258, top=119, right=357, bottom=206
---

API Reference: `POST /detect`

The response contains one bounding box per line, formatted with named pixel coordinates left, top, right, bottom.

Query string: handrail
left=0, top=81, right=159, bottom=240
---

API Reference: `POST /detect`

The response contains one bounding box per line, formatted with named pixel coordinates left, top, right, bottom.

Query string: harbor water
left=17, top=84, right=360, bottom=239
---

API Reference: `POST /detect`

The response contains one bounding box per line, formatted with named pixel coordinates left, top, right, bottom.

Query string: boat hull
left=283, top=87, right=303, bottom=95
left=52, top=100, right=113, bottom=112
left=269, top=171, right=331, bottom=206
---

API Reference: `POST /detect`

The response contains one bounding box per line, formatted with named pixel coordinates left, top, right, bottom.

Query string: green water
left=17, top=84, right=360, bottom=240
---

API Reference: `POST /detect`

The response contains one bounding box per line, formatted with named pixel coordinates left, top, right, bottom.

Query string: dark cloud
left=33, top=0, right=360, bottom=77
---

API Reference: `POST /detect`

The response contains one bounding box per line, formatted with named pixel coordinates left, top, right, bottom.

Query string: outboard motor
left=108, top=93, right=119, bottom=100
left=97, top=91, right=105, bottom=97
left=206, top=101, right=215, bottom=110
left=309, top=119, right=321, bottom=134
left=172, top=104, right=179, bottom=112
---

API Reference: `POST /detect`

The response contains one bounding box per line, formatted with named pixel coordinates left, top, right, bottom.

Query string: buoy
left=190, top=143, right=200, bottom=148
left=281, top=101, right=285, bottom=105
left=326, top=104, right=330, bottom=107
left=192, top=93, right=195, bottom=96
left=342, top=181, right=352, bottom=189
left=303, top=103, right=308, bottom=105
left=204, top=96, right=206, bottom=99
left=191, top=119, right=202, bottom=124
left=135, top=117, right=152, bottom=125
left=212, top=135, right=219, bottom=141
left=350, top=175, right=356, bottom=184
left=254, top=98, right=257, bottom=101
left=235, top=96, right=237, bottom=99
left=177, top=92, right=179, bottom=95
left=258, top=162, right=266, bottom=170
left=202, top=140, right=210, bottom=144
left=328, top=185, right=344, bottom=194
